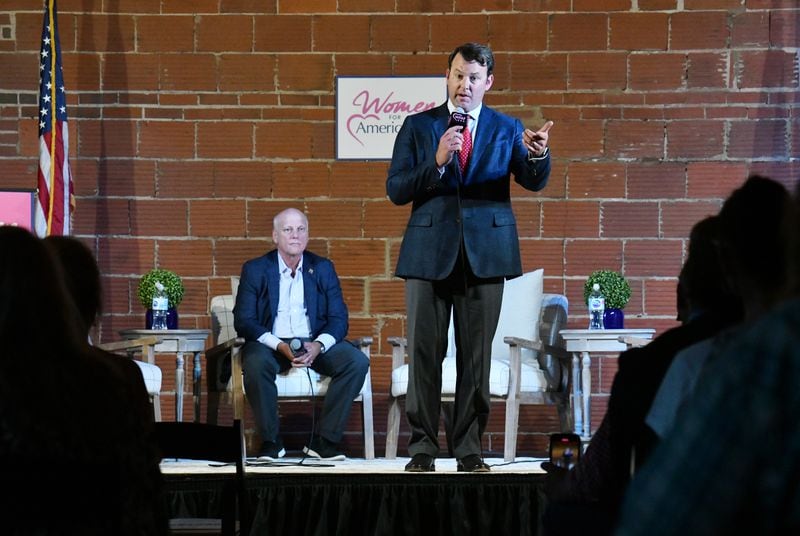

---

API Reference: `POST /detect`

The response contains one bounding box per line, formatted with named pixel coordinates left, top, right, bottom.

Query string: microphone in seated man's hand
left=290, top=338, right=307, bottom=357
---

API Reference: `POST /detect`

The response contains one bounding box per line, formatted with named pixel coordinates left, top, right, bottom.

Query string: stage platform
left=161, top=456, right=549, bottom=535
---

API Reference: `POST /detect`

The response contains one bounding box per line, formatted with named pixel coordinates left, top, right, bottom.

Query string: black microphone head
left=448, top=108, right=468, bottom=130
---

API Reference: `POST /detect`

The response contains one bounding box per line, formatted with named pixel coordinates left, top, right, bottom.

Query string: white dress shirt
left=257, top=255, right=334, bottom=353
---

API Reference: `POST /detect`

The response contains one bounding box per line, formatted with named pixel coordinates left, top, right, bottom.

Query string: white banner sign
left=336, top=76, right=445, bottom=160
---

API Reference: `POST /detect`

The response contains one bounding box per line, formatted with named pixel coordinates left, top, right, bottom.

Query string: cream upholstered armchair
left=206, top=277, right=375, bottom=459
left=386, top=269, right=572, bottom=462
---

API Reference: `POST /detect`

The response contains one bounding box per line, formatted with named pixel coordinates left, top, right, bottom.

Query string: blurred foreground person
left=0, top=227, right=167, bottom=535
left=542, top=214, right=742, bottom=535
left=615, top=179, right=800, bottom=535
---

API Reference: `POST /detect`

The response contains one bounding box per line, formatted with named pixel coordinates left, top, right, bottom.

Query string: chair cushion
left=440, top=269, right=543, bottom=358
left=490, top=268, right=544, bottom=362
left=390, top=358, right=547, bottom=398
left=391, top=269, right=547, bottom=398
left=133, top=360, right=162, bottom=396
left=275, top=368, right=331, bottom=397
left=231, top=365, right=372, bottom=399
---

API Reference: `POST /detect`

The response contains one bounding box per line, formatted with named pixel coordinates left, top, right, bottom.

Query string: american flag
left=35, top=0, right=73, bottom=237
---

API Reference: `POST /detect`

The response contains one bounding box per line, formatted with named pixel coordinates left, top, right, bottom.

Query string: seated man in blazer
left=386, top=42, right=554, bottom=472
left=233, top=207, right=369, bottom=461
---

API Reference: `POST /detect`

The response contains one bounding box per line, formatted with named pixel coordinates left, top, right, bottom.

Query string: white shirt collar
left=277, top=253, right=302, bottom=277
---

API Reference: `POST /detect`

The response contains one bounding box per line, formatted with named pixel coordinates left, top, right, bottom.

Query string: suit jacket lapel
left=435, top=102, right=451, bottom=135
left=302, top=253, right=318, bottom=333
left=465, top=106, right=496, bottom=182
left=265, top=251, right=281, bottom=323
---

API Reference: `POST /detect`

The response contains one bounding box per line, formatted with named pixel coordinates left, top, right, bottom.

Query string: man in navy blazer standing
left=387, top=42, right=554, bottom=472
left=234, top=208, right=369, bottom=461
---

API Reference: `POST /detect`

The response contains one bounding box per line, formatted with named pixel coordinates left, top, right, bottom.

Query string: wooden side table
left=558, top=328, right=656, bottom=439
left=119, top=329, right=211, bottom=422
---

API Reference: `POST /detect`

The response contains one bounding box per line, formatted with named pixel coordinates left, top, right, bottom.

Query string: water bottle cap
left=593, top=283, right=600, bottom=291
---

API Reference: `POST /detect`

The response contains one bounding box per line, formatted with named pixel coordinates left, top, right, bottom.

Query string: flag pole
left=46, top=0, right=57, bottom=236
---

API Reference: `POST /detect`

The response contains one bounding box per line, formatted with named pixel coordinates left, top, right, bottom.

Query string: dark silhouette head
left=0, top=226, right=84, bottom=362
left=718, top=174, right=794, bottom=319
left=677, top=215, right=743, bottom=323
left=43, top=235, right=102, bottom=336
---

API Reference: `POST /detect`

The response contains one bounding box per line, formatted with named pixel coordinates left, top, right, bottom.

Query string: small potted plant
left=583, top=269, right=631, bottom=329
left=138, top=268, right=185, bottom=329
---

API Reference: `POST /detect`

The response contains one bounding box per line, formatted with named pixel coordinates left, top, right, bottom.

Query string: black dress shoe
left=457, top=454, right=491, bottom=473
left=405, top=453, right=435, bottom=472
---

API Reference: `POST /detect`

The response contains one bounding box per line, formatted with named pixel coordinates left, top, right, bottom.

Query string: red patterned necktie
left=458, top=121, right=472, bottom=173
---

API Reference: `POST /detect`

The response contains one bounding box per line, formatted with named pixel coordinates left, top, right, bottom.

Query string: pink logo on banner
left=347, top=90, right=436, bottom=146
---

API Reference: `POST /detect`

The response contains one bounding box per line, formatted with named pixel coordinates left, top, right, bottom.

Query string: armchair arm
left=503, top=336, right=543, bottom=352
left=205, top=337, right=245, bottom=394
left=503, top=335, right=568, bottom=393
left=206, top=336, right=245, bottom=360
left=348, top=336, right=375, bottom=460
left=204, top=336, right=246, bottom=420
left=98, top=335, right=160, bottom=353
left=350, top=337, right=373, bottom=359
left=97, top=336, right=159, bottom=365
left=387, top=336, right=408, bottom=370
left=619, top=336, right=650, bottom=348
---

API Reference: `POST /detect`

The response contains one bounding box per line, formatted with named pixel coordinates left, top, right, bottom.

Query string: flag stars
left=37, top=4, right=73, bottom=237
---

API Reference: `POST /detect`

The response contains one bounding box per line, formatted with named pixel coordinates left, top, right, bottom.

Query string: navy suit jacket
left=386, top=102, right=551, bottom=280
left=233, top=250, right=349, bottom=344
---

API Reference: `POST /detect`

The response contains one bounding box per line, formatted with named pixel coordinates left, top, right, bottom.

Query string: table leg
left=193, top=352, right=201, bottom=423
left=572, top=352, right=582, bottom=437
left=175, top=351, right=185, bottom=422
left=581, top=351, right=592, bottom=438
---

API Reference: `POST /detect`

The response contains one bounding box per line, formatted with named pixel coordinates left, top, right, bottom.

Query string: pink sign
left=336, top=76, right=444, bottom=160
left=0, top=190, right=34, bottom=231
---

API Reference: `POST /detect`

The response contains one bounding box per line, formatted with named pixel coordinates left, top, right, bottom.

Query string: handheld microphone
left=290, top=338, right=307, bottom=357
left=447, top=107, right=468, bottom=132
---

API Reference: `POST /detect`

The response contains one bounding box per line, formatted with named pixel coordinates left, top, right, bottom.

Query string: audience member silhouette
left=646, top=175, right=795, bottom=441
left=542, top=214, right=744, bottom=536
left=43, top=235, right=167, bottom=528
left=615, top=179, right=800, bottom=535
left=0, top=227, right=167, bottom=535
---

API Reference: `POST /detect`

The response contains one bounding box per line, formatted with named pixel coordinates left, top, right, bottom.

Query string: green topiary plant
left=583, top=269, right=631, bottom=310
left=137, top=268, right=185, bottom=310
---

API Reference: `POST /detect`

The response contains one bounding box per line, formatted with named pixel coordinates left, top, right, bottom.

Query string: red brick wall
left=1, top=2, right=798, bottom=457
